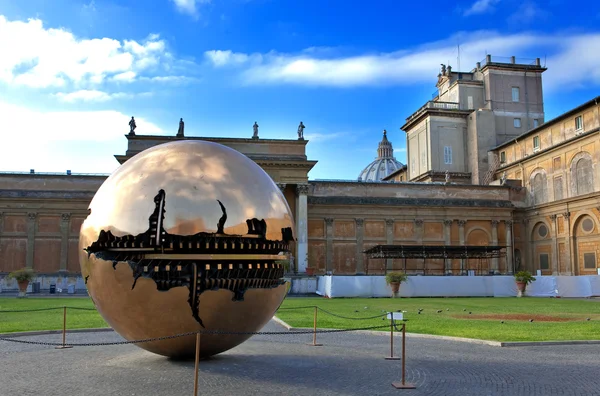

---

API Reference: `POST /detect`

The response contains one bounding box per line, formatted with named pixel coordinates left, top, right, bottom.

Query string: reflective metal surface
left=80, top=140, right=294, bottom=358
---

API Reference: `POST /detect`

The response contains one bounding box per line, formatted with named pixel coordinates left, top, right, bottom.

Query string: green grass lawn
left=0, top=298, right=108, bottom=333
left=1, top=296, right=599, bottom=342
left=276, top=297, right=600, bottom=342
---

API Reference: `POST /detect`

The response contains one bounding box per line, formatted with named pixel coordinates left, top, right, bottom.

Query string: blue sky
left=1, top=0, right=599, bottom=179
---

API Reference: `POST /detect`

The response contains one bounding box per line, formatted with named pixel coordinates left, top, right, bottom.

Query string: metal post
left=308, top=306, right=322, bottom=346
left=55, top=306, right=72, bottom=349
left=385, top=317, right=400, bottom=360
left=392, top=323, right=416, bottom=389
left=193, top=332, right=201, bottom=396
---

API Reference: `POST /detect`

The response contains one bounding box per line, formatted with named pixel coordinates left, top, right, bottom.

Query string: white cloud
left=0, top=15, right=193, bottom=95
left=53, top=90, right=138, bottom=102
left=0, top=101, right=164, bottom=173
left=463, top=0, right=500, bottom=16
left=303, top=132, right=348, bottom=142
left=508, top=2, right=548, bottom=24
left=170, top=0, right=211, bottom=19
left=203, top=31, right=600, bottom=91
left=204, top=50, right=255, bottom=67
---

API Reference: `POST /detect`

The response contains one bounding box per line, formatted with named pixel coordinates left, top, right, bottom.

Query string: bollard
left=193, top=332, right=201, bottom=396
left=55, top=306, right=72, bottom=350
left=392, top=323, right=415, bottom=389
left=384, top=317, right=400, bottom=360
left=307, top=306, right=322, bottom=346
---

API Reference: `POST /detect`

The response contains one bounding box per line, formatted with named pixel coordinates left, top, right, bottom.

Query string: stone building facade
left=1, top=57, right=599, bottom=284
left=490, top=95, right=600, bottom=275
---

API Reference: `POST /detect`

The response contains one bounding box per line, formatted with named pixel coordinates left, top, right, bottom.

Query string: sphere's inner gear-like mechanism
left=85, top=189, right=294, bottom=327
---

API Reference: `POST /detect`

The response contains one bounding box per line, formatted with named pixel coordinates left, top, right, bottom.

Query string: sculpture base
left=384, top=357, right=401, bottom=360
left=392, top=382, right=416, bottom=389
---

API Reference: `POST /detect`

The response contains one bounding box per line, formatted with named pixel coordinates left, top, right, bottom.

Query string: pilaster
left=355, top=218, right=365, bottom=274
left=491, top=220, right=499, bottom=274
left=563, top=211, right=574, bottom=274
left=325, top=218, right=334, bottom=273
left=60, top=213, right=71, bottom=272
left=458, top=220, right=466, bottom=274
left=443, top=220, right=453, bottom=274
left=504, top=220, right=514, bottom=274
left=385, top=219, right=394, bottom=271
left=26, top=212, right=37, bottom=269
left=550, top=214, right=559, bottom=275
left=295, top=184, right=309, bottom=273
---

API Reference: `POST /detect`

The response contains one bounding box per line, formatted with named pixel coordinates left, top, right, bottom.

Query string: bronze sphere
left=80, top=140, right=294, bottom=358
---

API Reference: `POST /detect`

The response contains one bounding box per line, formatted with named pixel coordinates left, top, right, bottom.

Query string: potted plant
left=8, top=268, right=35, bottom=298
left=514, top=270, right=535, bottom=297
left=385, top=272, right=408, bottom=298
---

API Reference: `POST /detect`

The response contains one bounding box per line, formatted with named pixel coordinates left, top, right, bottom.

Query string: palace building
left=1, top=55, right=599, bottom=293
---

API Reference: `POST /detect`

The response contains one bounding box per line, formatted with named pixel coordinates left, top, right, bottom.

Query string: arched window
left=575, top=157, right=594, bottom=196
left=531, top=172, right=547, bottom=205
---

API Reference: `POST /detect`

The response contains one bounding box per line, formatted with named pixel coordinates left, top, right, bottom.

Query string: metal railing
left=479, top=55, right=540, bottom=67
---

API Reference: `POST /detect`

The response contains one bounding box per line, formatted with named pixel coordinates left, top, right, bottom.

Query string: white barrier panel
left=526, top=276, right=557, bottom=297
left=315, top=275, right=600, bottom=298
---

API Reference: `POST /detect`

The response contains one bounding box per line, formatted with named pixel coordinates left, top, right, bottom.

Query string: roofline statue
left=129, top=116, right=137, bottom=136
left=177, top=118, right=185, bottom=137
left=252, top=122, right=259, bottom=139
left=297, top=121, right=305, bottom=140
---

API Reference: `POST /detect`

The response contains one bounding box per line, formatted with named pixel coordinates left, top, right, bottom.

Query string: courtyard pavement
left=1, top=321, right=599, bottom=396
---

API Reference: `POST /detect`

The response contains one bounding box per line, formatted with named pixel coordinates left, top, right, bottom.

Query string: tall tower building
left=401, top=55, right=547, bottom=184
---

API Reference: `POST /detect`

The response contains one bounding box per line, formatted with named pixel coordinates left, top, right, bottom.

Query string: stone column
left=60, top=213, right=71, bottom=272
left=26, top=212, right=37, bottom=269
left=523, top=219, right=533, bottom=273
left=355, top=218, right=365, bottom=274
left=0, top=212, right=3, bottom=252
left=491, top=220, right=499, bottom=274
left=443, top=220, right=453, bottom=274
left=458, top=220, right=466, bottom=274
left=295, top=184, right=309, bottom=273
left=504, top=220, right=514, bottom=274
left=564, top=212, right=574, bottom=275
left=414, top=219, right=424, bottom=273
left=550, top=214, right=559, bottom=275
left=325, top=218, right=334, bottom=273
left=385, top=219, right=394, bottom=271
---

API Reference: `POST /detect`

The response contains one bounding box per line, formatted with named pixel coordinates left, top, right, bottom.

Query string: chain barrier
left=316, top=307, right=388, bottom=320
left=276, top=305, right=316, bottom=311
left=0, top=324, right=390, bottom=347
left=0, top=306, right=97, bottom=313
left=0, top=307, right=64, bottom=313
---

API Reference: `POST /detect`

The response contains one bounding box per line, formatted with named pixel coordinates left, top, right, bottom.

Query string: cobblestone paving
left=1, top=321, right=600, bottom=396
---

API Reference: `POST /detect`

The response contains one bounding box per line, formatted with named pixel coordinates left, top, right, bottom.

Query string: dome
left=358, top=130, right=404, bottom=182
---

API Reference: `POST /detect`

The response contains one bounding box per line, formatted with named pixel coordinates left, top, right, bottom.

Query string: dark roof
left=492, top=95, right=600, bottom=151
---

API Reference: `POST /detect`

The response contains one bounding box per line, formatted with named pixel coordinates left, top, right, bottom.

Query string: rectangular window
left=584, top=252, right=596, bottom=269
left=500, top=151, right=506, bottom=164
left=444, top=146, right=452, bottom=165
left=533, top=136, right=540, bottom=152
left=512, top=87, right=520, bottom=102
left=467, top=96, right=473, bottom=109
left=533, top=119, right=539, bottom=128
left=539, top=253, right=549, bottom=270
left=575, top=115, right=583, bottom=130
left=514, top=118, right=521, bottom=128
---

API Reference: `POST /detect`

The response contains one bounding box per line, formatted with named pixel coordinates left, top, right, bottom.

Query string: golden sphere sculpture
left=80, top=140, right=294, bottom=358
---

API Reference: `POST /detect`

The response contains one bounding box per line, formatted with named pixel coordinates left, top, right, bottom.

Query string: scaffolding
left=363, top=245, right=507, bottom=276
